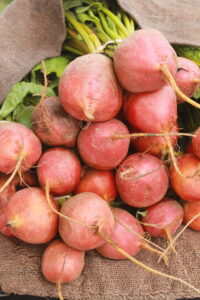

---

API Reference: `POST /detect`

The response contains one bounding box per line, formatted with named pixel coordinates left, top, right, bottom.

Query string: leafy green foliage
left=0, top=0, right=12, bottom=12
left=32, top=57, right=69, bottom=80
left=174, top=45, right=200, bottom=67
left=0, top=82, right=55, bottom=123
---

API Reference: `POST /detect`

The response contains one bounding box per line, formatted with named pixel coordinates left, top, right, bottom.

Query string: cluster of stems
left=64, top=1, right=134, bottom=57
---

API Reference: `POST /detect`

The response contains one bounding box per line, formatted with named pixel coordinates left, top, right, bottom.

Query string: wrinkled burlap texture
left=0, top=0, right=200, bottom=299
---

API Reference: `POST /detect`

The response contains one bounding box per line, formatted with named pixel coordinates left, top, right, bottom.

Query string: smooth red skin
left=123, top=85, right=177, bottom=133
left=192, top=127, right=200, bottom=159
left=32, top=96, right=80, bottom=147
left=77, top=119, right=130, bottom=170
left=175, top=57, right=200, bottom=103
left=42, top=239, right=85, bottom=284
left=6, top=187, right=59, bottom=244
left=116, top=153, right=169, bottom=208
left=130, top=124, right=178, bottom=158
left=186, top=141, right=194, bottom=154
left=0, top=121, right=42, bottom=173
left=169, top=154, right=200, bottom=202
left=0, top=172, right=37, bottom=236
left=59, top=192, right=115, bottom=250
left=59, top=54, right=122, bottom=122
left=74, top=167, right=117, bottom=203
left=96, top=208, right=144, bottom=259
left=184, top=201, right=200, bottom=231
left=37, top=148, right=81, bottom=196
left=142, top=198, right=184, bottom=237
left=113, top=28, right=177, bottom=93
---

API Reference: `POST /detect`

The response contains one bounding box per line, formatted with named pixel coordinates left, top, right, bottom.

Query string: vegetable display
left=1, top=0, right=200, bottom=299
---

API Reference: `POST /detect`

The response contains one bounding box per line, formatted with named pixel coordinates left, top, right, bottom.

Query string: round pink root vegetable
left=37, top=147, right=81, bottom=196
left=96, top=208, right=144, bottom=259
left=142, top=198, right=184, bottom=237
left=183, top=201, right=200, bottom=231
left=192, top=127, right=200, bottom=159
left=130, top=124, right=179, bottom=158
left=77, top=119, right=130, bottom=170
left=169, top=154, right=200, bottom=202
left=42, top=239, right=85, bottom=284
left=59, top=192, right=115, bottom=250
left=175, top=57, right=200, bottom=103
left=74, top=167, right=117, bottom=203
left=116, top=153, right=169, bottom=207
left=0, top=172, right=37, bottom=236
left=59, top=54, right=122, bottom=121
left=113, top=28, right=177, bottom=93
left=32, top=96, right=80, bottom=147
left=6, top=187, right=59, bottom=244
left=123, top=85, right=177, bottom=133
left=0, top=121, right=42, bottom=174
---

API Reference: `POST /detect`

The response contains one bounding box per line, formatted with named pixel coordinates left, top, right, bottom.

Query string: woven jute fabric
left=0, top=1, right=200, bottom=299
left=0, top=228, right=199, bottom=299
left=117, top=0, right=200, bottom=47
left=0, top=0, right=66, bottom=104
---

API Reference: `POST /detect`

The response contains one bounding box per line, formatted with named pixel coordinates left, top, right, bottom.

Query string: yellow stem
left=98, top=231, right=200, bottom=294
left=0, top=156, right=23, bottom=193
left=45, top=184, right=95, bottom=229
left=160, top=64, right=200, bottom=109
left=158, top=212, right=200, bottom=263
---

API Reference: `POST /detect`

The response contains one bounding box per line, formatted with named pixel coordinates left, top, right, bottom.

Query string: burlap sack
left=0, top=228, right=199, bottom=299
left=0, top=1, right=200, bottom=299
left=0, top=0, right=66, bottom=104
left=117, top=0, right=200, bottom=47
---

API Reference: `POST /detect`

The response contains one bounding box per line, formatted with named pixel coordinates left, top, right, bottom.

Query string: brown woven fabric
left=117, top=0, right=200, bottom=47
left=0, top=1, right=200, bottom=299
left=0, top=0, right=66, bottom=104
left=0, top=228, right=199, bottom=299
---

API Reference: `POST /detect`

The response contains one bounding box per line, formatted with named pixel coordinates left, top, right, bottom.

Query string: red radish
left=192, top=127, right=200, bottom=159
left=37, top=148, right=81, bottom=196
left=42, top=239, right=85, bottom=284
left=59, top=54, right=122, bottom=121
left=130, top=124, right=179, bottom=158
left=113, top=28, right=177, bottom=93
left=59, top=192, right=115, bottom=250
left=0, top=172, right=37, bottom=236
left=169, top=153, right=200, bottom=202
left=183, top=201, right=200, bottom=231
left=74, top=167, right=117, bottom=203
left=186, top=141, right=194, bottom=154
left=142, top=198, right=184, bottom=237
left=175, top=57, right=200, bottom=103
left=32, top=96, right=80, bottom=147
left=123, top=85, right=177, bottom=133
left=0, top=121, right=42, bottom=174
left=77, top=119, right=130, bottom=170
left=116, top=153, right=169, bottom=207
left=6, top=187, right=59, bottom=244
left=96, top=208, right=144, bottom=259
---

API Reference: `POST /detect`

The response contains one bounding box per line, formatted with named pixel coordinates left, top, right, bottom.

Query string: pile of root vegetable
left=1, top=1, right=200, bottom=299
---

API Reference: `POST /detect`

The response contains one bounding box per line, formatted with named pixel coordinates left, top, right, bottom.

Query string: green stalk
left=116, top=28, right=127, bottom=39
left=65, top=12, right=95, bottom=53
left=129, top=18, right=135, bottom=31
left=63, top=44, right=85, bottom=56
left=104, top=49, right=114, bottom=58
left=101, top=7, right=129, bottom=37
left=81, top=23, right=102, bottom=50
left=101, top=0, right=109, bottom=9
left=67, top=39, right=88, bottom=54
left=99, top=11, right=121, bottom=40
left=122, top=13, right=134, bottom=35
left=67, top=29, right=89, bottom=53
left=88, top=9, right=111, bottom=43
